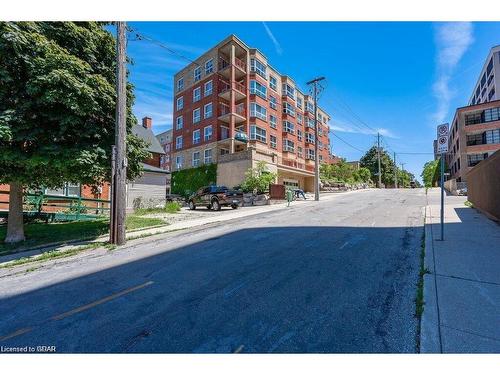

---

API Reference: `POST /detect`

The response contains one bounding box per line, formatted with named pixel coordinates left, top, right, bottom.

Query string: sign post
left=436, top=123, right=449, bottom=241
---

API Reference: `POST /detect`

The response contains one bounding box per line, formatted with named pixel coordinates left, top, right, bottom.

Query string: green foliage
left=320, top=160, right=372, bottom=184
left=135, top=201, right=182, bottom=215
left=171, top=163, right=217, bottom=198
left=0, top=22, right=148, bottom=190
left=421, top=160, right=439, bottom=187
left=359, top=146, right=397, bottom=186
left=241, top=161, right=277, bottom=194
left=165, top=201, right=182, bottom=213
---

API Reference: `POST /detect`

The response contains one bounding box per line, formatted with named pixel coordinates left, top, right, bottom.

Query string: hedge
left=171, top=163, right=217, bottom=198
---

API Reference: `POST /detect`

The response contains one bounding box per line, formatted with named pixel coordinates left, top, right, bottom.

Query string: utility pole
left=393, top=152, right=397, bottom=188
left=306, top=76, right=325, bottom=201
left=110, top=21, right=127, bottom=245
left=377, top=132, right=382, bottom=188
left=400, top=162, right=406, bottom=188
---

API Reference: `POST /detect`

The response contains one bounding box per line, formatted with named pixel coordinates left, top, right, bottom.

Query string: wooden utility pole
left=306, top=76, right=325, bottom=201
left=393, top=152, right=398, bottom=189
left=400, top=162, right=406, bottom=188
left=377, top=132, right=382, bottom=188
left=110, top=21, right=127, bottom=245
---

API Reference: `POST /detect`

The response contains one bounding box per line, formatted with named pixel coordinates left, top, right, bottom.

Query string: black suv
left=188, top=186, right=242, bottom=211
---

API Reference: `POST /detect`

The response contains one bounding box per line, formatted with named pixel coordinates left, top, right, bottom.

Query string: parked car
left=188, top=185, right=242, bottom=211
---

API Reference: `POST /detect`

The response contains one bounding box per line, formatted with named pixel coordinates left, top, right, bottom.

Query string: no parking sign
left=436, top=123, right=449, bottom=154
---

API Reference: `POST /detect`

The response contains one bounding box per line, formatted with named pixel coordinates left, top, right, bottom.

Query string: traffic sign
left=436, top=123, right=449, bottom=154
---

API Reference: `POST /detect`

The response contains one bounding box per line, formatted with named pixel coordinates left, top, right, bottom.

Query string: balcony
left=218, top=56, right=247, bottom=80
left=218, top=79, right=247, bottom=101
left=218, top=103, right=246, bottom=124
left=280, top=158, right=305, bottom=170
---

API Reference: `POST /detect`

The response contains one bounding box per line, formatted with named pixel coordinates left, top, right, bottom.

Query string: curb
left=419, top=202, right=442, bottom=353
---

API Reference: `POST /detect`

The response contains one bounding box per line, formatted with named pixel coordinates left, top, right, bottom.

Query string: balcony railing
left=281, top=158, right=305, bottom=170
left=218, top=79, right=246, bottom=95
left=218, top=57, right=247, bottom=72
left=218, top=103, right=246, bottom=117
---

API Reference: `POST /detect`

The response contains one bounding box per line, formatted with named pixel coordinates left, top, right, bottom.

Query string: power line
left=330, top=131, right=366, bottom=153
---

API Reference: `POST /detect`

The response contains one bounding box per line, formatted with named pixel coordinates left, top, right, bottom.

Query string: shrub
left=165, top=201, right=181, bottom=213
left=171, top=164, right=217, bottom=198
left=241, top=161, right=277, bottom=194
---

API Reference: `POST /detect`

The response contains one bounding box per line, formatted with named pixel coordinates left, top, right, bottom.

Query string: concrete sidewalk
left=421, top=188, right=500, bottom=353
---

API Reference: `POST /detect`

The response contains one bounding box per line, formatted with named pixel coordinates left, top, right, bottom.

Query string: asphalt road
left=0, top=188, right=426, bottom=353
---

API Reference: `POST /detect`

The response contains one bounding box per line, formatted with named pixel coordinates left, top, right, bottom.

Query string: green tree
left=0, top=22, right=149, bottom=243
left=353, top=167, right=372, bottom=183
left=359, top=146, right=396, bottom=187
left=421, top=160, right=439, bottom=187
left=241, top=161, right=277, bottom=194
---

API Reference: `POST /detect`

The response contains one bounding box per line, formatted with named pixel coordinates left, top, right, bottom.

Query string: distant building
left=433, top=139, right=438, bottom=160
left=468, top=45, right=500, bottom=106
left=156, top=129, right=173, bottom=172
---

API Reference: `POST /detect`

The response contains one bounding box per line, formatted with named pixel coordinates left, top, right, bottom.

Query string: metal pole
left=440, top=155, right=444, bottom=241
left=393, top=152, right=397, bottom=189
left=377, top=133, right=382, bottom=188
left=113, top=21, right=127, bottom=245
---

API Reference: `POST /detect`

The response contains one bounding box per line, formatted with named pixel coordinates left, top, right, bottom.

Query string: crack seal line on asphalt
left=0, top=281, right=154, bottom=342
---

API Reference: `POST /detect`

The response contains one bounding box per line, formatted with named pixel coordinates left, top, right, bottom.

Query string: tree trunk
left=5, top=181, right=25, bottom=243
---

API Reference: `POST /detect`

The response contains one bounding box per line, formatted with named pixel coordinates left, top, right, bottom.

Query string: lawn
left=0, top=215, right=165, bottom=255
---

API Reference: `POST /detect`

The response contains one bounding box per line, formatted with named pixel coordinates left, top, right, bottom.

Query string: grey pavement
left=421, top=188, right=500, bottom=353
left=0, top=189, right=426, bottom=353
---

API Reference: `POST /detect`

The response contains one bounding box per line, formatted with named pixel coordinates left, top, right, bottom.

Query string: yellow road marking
left=0, top=327, right=33, bottom=342
left=51, top=281, right=154, bottom=321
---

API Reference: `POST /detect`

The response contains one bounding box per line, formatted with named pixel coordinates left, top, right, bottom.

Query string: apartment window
left=204, top=125, right=213, bottom=141
left=319, top=155, right=323, bottom=162
left=306, top=101, right=314, bottom=113
left=250, top=102, right=267, bottom=121
left=283, top=139, right=295, bottom=153
left=282, top=83, right=295, bottom=100
left=176, top=96, right=184, bottom=111
left=297, top=97, right=303, bottom=109
left=465, top=112, right=482, bottom=126
left=306, top=117, right=315, bottom=128
left=177, top=77, right=184, bottom=92
left=192, top=151, right=200, bottom=167
left=193, top=129, right=201, bottom=145
left=481, top=73, right=486, bottom=88
left=220, top=127, right=229, bottom=140
left=204, top=102, right=213, bottom=119
left=297, top=146, right=303, bottom=157
left=297, top=113, right=303, bottom=125
left=45, top=182, right=80, bottom=197
left=487, top=58, right=493, bottom=75
left=269, top=114, right=277, bottom=129
left=283, top=102, right=295, bottom=116
left=175, top=136, right=183, bottom=149
left=297, top=129, right=303, bottom=141
left=193, top=108, right=201, bottom=123
left=484, top=107, right=500, bottom=122
left=176, top=116, right=183, bottom=130
left=250, top=58, right=267, bottom=79
left=205, top=59, right=213, bottom=75
left=204, top=80, right=213, bottom=96
left=318, top=141, right=324, bottom=150
left=175, top=155, right=183, bottom=170
left=193, top=87, right=201, bottom=102
left=283, top=120, right=295, bottom=134
left=270, top=135, right=277, bottom=149
left=250, top=125, right=267, bottom=142
left=488, top=75, right=494, bottom=87
left=194, top=67, right=201, bottom=82
left=269, top=95, right=277, bottom=110
left=488, top=88, right=496, bottom=101
left=250, top=80, right=267, bottom=99
left=204, top=149, right=212, bottom=164
left=467, top=153, right=488, bottom=167
left=306, top=132, right=315, bottom=144
left=485, top=129, right=500, bottom=144
left=466, top=133, right=483, bottom=146
left=269, top=75, right=277, bottom=91
left=307, top=148, right=315, bottom=160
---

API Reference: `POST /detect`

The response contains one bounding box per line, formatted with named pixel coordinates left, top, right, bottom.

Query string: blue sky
left=125, top=22, right=500, bottom=181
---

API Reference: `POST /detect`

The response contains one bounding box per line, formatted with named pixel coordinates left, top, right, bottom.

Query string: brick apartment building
left=446, top=99, right=500, bottom=183
left=171, top=34, right=335, bottom=191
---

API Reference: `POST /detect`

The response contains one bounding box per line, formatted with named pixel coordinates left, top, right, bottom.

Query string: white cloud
left=432, top=22, right=474, bottom=124
left=262, top=22, right=283, bottom=55
left=330, top=119, right=399, bottom=139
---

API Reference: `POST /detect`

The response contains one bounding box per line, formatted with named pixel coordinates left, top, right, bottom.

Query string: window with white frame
left=250, top=125, right=267, bottom=142
left=297, top=97, right=303, bottom=109
left=176, top=136, right=183, bottom=149
left=204, top=148, right=212, bottom=164
left=283, top=102, right=295, bottom=116
left=297, top=113, right=303, bottom=125
left=250, top=58, right=267, bottom=79
left=45, top=182, right=80, bottom=197
left=194, top=67, right=201, bottom=82
left=297, top=129, right=303, bottom=141
left=193, top=87, right=201, bottom=102
left=177, top=77, right=184, bottom=91
left=175, top=155, right=183, bottom=169
left=270, top=134, right=277, bottom=149
left=193, top=129, right=201, bottom=144
left=283, top=120, right=294, bottom=134
left=306, top=132, right=315, bottom=143
left=269, top=95, right=277, bottom=110
left=282, top=83, right=295, bottom=100
left=250, top=80, right=267, bottom=99
left=307, top=148, right=315, bottom=160
left=269, top=114, right=277, bottom=129
left=306, top=117, right=315, bottom=128
left=318, top=141, right=324, bottom=150
left=193, top=108, right=201, bottom=123
left=176, top=96, right=184, bottom=110
left=298, top=146, right=303, bottom=157
left=283, top=139, right=295, bottom=153
left=269, top=75, right=277, bottom=91
left=192, top=151, right=200, bottom=167
left=250, top=102, right=267, bottom=121
left=204, top=102, right=213, bottom=119
left=205, top=59, right=213, bottom=75
left=204, top=80, right=213, bottom=96
left=319, top=155, right=323, bottom=162
left=204, top=125, right=213, bottom=141
left=176, top=116, right=183, bottom=130
left=306, top=101, right=314, bottom=112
